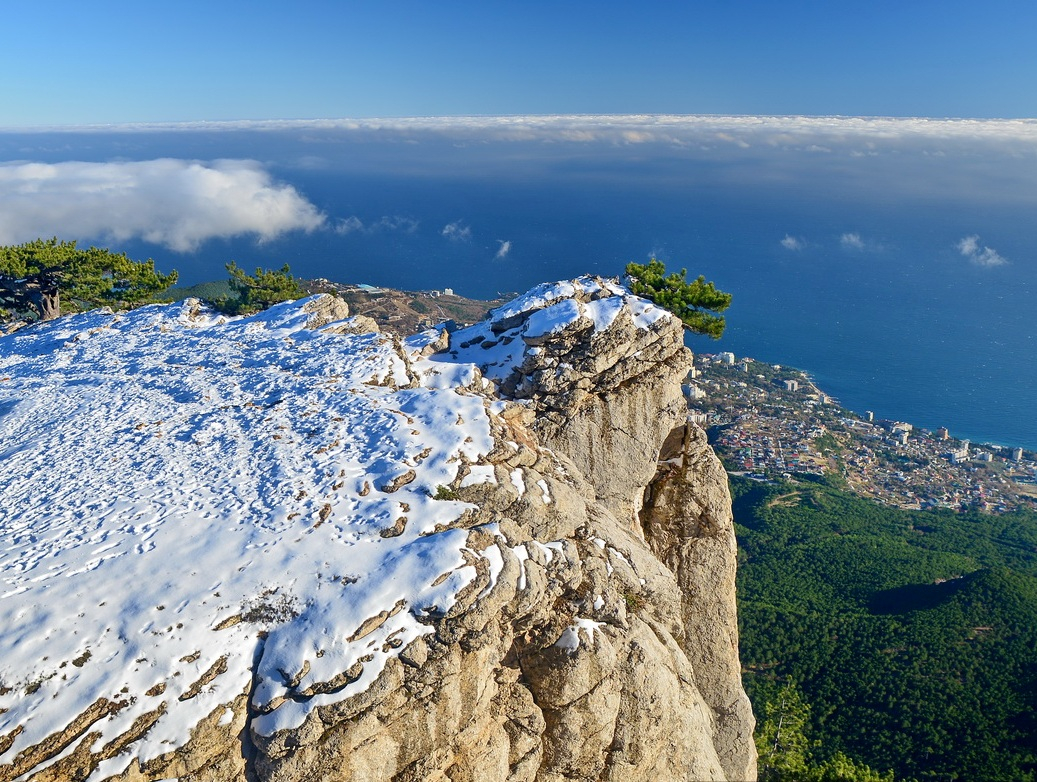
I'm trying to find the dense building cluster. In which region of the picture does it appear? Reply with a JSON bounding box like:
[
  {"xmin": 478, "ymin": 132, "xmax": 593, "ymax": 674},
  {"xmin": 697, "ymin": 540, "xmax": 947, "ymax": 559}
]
[{"xmin": 689, "ymin": 354, "xmax": 1037, "ymax": 513}]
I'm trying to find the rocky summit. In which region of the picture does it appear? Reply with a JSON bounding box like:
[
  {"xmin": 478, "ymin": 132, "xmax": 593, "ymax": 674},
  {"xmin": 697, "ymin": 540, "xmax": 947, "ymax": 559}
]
[{"xmin": 0, "ymin": 277, "xmax": 755, "ymax": 781}]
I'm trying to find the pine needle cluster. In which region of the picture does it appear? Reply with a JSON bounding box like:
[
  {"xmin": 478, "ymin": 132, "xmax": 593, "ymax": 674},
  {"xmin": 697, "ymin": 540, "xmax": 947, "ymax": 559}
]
[{"xmin": 624, "ymin": 258, "xmax": 731, "ymax": 338}]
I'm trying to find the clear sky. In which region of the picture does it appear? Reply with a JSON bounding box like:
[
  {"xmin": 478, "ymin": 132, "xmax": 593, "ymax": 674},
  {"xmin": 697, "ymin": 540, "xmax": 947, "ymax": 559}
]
[{"xmin": 3, "ymin": 0, "xmax": 1036, "ymax": 126}]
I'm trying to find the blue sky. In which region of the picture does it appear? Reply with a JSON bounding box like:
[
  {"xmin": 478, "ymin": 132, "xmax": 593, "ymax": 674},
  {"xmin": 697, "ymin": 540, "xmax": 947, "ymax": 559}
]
[{"xmin": 4, "ymin": 1, "xmax": 1036, "ymax": 125}]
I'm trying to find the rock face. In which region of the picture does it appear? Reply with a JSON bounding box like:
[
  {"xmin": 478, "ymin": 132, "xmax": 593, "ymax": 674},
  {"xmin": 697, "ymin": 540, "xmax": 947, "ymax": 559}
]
[{"xmin": 0, "ymin": 279, "xmax": 755, "ymax": 782}]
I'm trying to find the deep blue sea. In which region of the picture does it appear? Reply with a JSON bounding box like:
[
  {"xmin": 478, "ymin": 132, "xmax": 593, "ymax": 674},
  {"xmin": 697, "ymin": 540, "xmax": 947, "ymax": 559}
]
[{"xmin": 2, "ymin": 118, "xmax": 1035, "ymax": 449}]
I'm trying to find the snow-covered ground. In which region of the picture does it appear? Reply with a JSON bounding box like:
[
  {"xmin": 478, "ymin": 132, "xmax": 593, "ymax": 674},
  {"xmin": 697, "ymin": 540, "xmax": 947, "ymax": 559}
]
[
  {"xmin": 0, "ymin": 297, "xmax": 509, "ymax": 776},
  {"xmin": 0, "ymin": 279, "xmax": 674, "ymax": 779}
]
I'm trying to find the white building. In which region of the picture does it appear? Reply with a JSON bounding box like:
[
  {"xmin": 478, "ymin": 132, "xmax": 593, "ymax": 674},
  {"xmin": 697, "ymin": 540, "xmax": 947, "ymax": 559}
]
[
  {"xmin": 718, "ymin": 352, "xmax": 736, "ymax": 365},
  {"xmin": 950, "ymin": 440, "xmax": 971, "ymax": 464},
  {"xmin": 685, "ymin": 384, "xmax": 706, "ymax": 400}
]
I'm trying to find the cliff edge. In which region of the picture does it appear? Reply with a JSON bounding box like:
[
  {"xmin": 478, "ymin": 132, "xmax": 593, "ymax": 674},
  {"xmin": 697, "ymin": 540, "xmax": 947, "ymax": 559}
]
[{"xmin": 0, "ymin": 277, "xmax": 755, "ymax": 781}]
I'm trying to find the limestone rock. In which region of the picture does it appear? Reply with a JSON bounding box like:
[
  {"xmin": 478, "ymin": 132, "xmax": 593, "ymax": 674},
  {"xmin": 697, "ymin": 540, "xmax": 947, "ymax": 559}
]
[
  {"xmin": 300, "ymin": 293, "xmax": 350, "ymax": 329},
  {"xmin": 641, "ymin": 423, "xmax": 758, "ymax": 781}
]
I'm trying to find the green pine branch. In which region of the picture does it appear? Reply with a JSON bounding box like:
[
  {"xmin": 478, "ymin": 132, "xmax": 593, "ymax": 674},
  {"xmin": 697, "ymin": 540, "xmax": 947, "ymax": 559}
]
[{"xmin": 624, "ymin": 258, "xmax": 731, "ymax": 338}]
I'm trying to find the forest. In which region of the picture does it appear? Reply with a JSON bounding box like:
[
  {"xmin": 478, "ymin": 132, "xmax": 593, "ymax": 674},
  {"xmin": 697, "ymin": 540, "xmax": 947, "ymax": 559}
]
[{"xmin": 734, "ymin": 474, "xmax": 1037, "ymax": 781}]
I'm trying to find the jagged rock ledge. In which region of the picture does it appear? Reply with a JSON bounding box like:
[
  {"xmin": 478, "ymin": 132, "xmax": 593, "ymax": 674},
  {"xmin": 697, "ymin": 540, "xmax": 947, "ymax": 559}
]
[{"xmin": 0, "ymin": 277, "xmax": 755, "ymax": 781}]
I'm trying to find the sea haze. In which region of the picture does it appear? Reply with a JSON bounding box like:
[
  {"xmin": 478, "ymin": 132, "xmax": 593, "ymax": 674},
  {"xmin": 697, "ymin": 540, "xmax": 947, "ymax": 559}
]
[{"xmin": 2, "ymin": 116, "xmax": 1035, "ymax": 450}]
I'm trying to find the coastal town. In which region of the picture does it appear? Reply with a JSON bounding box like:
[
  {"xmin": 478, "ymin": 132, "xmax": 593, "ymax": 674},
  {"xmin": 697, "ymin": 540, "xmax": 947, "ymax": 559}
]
[{"xmin": 688, "ymin": 352, "xmax": 1037, "ymax": 514}]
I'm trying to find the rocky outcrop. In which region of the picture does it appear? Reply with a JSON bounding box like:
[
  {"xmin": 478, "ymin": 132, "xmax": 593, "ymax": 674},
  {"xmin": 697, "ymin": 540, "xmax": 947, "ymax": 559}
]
[
  {"xmin": 483, "ymin": 279, "xmax": 693, "ymax": 528},
  {"xmin": 641, "ymin": 424, "xmax": 757, "ymax": 781},
  {"xmin": 0, "ymin": 279, "xmax": 755, "ymax": 781},
  {"xmin": 443, "ymin": 276, "xmax": 756, "ymax": 781}
]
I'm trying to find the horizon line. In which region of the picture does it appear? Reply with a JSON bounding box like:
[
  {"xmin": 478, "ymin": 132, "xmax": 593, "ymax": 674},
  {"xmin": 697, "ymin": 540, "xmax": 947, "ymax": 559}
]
[{"xmin": 4, "ymin": 112, "xmax": 1037, "ymax": 135}]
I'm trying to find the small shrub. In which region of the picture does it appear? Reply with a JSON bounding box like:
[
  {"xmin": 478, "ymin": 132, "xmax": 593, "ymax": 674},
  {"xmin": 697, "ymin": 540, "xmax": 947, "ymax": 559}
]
[
  {"xmin": 622, "ymin": 589, "xmax": 646, "ymax": 612},
  {"xmin": 432, "ymin": 485, "xmax": 460, "ymax": 501}
]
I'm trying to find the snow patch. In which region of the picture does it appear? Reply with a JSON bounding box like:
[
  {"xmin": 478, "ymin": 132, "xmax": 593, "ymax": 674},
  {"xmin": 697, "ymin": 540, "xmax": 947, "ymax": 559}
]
[
  {"xmin": 510, "ymin": 468, "xmax": 527, "ymax": 497},
  {"xmin": 554, "ymin": 617, "xmax": 606, "ymax": 654},
  {"xmin": 460, "ymin": 464, "xmax": 497, "ymax": 488},
  {"xmin": 537, "ymin": 479, "xmax": 552, "ymax": 504}
]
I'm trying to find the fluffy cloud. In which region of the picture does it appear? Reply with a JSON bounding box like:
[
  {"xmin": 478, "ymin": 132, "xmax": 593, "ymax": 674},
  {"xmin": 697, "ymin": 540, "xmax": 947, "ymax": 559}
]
[
  {"xmin": 781, "ymin": 234, "xmax": 804, "ymax": 251},
  {"xmin": 957, "ymin": 235, "xmax": 1008, "ymax": 267},
  {"xmin": 0, "ymin": 159, "xmax": 325, "ymax": 252},
  {"xmin": 840, "ymin": 232, "xmax": 865, "ymax": 250},
  {"xmin": 441, "ymin": 221, "xmax": 472, "ymax": 241},
  {"xmin": 495, "ymin": 240, "xmax": 512, "ymax": 259},
  {"xmin": 334, "ymin": 215, "xmax": 419, "ymax": 235}
]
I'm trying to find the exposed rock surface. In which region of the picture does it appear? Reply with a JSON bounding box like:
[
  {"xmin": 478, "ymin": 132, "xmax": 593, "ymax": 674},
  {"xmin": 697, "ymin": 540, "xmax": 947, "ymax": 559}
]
[{"xmin": 0, "ymin": 278, "xmax": 755, "ymax": 781}]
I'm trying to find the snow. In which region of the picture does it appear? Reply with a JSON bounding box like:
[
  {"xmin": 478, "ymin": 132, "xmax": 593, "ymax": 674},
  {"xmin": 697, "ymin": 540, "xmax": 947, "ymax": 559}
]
[
  {"xmin": 510, "ymin": 468, "xmax": 526, "ymax": 497},
  {"xmin": 0, "ymin": 297, "xmax": 503, "ymax": 777},
  {"xmin": 553, "ymin": 617, "xmax": 606, "ymax": 654},
  {"xmin": 460, "ymin": 464, "xmax": 497, "ymax": 488},
  {"xmin": 512, "ymin": 544, "xmax": 530, "ymax": 591},
  {"xmin": 522, "ymin": 298, "xmax": 583, "ymax": 340},
  {"xmin": 628, "ymin": 296, "xmax": 672, "ymax": 328},
  {"xmin": 0, "ymin": 278, "xmax": 675, "ymax": 778},
  {"xmin": 487, "ymin": 280, "xmax": 577, "ymax": 323},
  {"xmin": 583, "ymin": 296, "xmax": 625, "ymax": 331},
  {"xmin": 435, "ymin": 276, "xmax": 673, "ymax": 388}
]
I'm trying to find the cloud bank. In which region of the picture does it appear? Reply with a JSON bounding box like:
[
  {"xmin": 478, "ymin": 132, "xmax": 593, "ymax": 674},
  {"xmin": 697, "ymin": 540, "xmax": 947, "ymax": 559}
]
[
  {"xmin": 781, "ymin": 234, "xmax": 804, "ymax": 251},
  {"xmin": 33, "ymin": 115, "xmax": 1037, "ymax": 148},
  {"xmin": 495, "ymin": 240, "xmax": 512, "ymax": 259},
  {"xmin": 957, "ymin": 235, "xmax": 1007, "ymax": 267},
  {"xmin": 0, "ymin": 159, "xmax": 325, "ymax": 252}
]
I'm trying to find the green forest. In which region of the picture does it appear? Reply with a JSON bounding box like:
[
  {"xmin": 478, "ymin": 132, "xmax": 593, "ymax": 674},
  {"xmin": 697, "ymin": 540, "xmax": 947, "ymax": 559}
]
[{"xmin": 734, "ymin": 474, "xmax": 1037, "ymax": 781}]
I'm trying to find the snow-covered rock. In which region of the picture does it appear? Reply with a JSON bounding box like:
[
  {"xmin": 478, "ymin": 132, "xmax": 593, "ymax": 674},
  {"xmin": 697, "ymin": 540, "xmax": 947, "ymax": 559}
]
[{"xmin": 0, "ymin": 282, "xmax": 755, "ymax": 781}]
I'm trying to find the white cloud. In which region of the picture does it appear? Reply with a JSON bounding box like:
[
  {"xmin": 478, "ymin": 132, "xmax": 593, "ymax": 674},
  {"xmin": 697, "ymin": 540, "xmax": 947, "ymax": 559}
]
[
  {"xmin": 781, "ymin": 234, "xmax": 804, "ymax": 251},
  {"xmin": 374, "ymin": 215, "xmax": 419, "ymax": 233},
  {"xmin": 441, "ymin": 221, "xmax": 472, "ymax": 241},
  {"xmin": 495, "ymin": 240, "xmax": 511, "ymax": 260},
  {"xmin": 841, "ymin": 232, "xmax": 865, "ymax": 250},
  {"xmin": 957, "ymin": 235, "xmax": 980, "ymax": 256},
  {"xmin": 334, "ymin": 215, "xmax": 419, "ymax": 236},
  {"xmin": 333, "ymin": 216, "xmax": 364, "ymax": 235},
  {"xmin": 957, "ymin": 234, "xmax": 1007, "ymax": 267},
  {"xmin": 0, "ymin": 159, "xmax": 325, "ymax": 252}
]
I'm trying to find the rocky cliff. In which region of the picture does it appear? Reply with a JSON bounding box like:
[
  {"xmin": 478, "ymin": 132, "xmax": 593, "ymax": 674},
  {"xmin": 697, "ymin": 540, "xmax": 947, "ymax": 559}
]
[{"xmin": 0, "ymin": 277, "xmax": 755, "ymax": 781}]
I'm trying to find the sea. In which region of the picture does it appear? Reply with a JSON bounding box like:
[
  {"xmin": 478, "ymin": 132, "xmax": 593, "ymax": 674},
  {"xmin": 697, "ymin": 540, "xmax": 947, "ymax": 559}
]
[{"xmin": 2, "ymin": 116, "xmax": 1035, "ymax": 450}]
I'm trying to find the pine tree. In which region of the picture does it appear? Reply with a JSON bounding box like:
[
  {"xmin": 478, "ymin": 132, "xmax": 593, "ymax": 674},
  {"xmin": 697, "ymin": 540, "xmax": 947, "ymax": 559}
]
[
  {"xmin": 624, "ymin": 258, "xmax": 731, "ymax": 338},
  {"xmin": 223, "ymin": 261, "xmax": 303, "ymax": 313},
  {"xmin": 0, "ymin": 238, "xmax": 177, "ymax": 321},
  {"xmin": 756, "ymin": 678, "xmax": 895, "ymax": 782}
]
